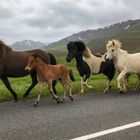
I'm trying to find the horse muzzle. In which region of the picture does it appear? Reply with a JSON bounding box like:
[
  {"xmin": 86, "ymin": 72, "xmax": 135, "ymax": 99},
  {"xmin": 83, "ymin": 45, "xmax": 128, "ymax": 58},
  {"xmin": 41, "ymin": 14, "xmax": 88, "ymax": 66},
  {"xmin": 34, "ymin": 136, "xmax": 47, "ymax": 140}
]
[
  {"xmin": 25, "ymin": 66, "xmax": 31, "ymax": 71},
  {"xmin": 66, "ymin": 57, "xmax": 71, "ymax": 63}
]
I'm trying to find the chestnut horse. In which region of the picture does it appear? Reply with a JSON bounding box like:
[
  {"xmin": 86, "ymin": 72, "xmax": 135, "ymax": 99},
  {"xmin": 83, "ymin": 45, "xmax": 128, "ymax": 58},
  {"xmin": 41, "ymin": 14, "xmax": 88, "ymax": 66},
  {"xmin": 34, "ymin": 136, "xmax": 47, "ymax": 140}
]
[
  {"xmin": 0, "ymin": 40, "xmax": 57, "ymax": 101},
  {"xmin": 25, "ymin": 54, "xmax": 75, "ymax": 106}
]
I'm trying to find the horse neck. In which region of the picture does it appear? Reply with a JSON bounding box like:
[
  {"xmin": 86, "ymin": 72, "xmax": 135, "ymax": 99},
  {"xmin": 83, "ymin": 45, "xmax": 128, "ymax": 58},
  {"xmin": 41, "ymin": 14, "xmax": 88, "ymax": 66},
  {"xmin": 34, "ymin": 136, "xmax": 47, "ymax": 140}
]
[
  {"xmin": 82, "ymin": 47, "xmax": 92, "ymax": 58},
  {"xmin": 114, "ymin": 48, "xmax": 127, "ymax": 63},
  {"xmin": 75, "ymin": 53, "xmax": 84, "ymax": 64},
  {"xmin": 35, "ymin": 58, "xmax": 47, "ymax": 75}
]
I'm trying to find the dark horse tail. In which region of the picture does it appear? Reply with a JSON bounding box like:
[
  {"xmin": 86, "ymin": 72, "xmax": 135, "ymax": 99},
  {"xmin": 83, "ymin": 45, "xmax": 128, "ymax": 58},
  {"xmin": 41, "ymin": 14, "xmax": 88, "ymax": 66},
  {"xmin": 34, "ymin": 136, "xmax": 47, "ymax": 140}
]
[
  {"xmin": 48, "ymin": 53, "xmax": 57, "ymax": 65},
  {"xmin": 69, "ymin": 69, "xmax": 75, "ymax": 82}
]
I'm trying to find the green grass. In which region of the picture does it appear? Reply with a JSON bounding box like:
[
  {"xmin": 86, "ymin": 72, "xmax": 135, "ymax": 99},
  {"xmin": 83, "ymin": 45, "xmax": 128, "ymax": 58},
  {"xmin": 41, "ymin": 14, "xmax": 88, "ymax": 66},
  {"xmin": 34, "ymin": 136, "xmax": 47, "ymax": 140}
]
[{"xmin": 0, "ymin": 54, "xmax": 139, "ymax": 102}]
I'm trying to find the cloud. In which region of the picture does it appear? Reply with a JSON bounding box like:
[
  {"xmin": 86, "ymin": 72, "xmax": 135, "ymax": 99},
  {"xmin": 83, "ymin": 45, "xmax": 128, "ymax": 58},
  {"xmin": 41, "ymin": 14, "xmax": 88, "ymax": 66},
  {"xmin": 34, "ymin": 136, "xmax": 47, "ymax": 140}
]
[{"xmin": 0, "ymin": 0, "xmax": 140, "ymax": 44}]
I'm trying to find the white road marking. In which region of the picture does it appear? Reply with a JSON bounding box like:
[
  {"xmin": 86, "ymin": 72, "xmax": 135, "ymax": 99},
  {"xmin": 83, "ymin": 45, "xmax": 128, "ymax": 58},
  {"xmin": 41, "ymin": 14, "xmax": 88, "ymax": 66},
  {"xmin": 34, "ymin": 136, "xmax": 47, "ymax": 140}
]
[{"xmin": 70, "ymin": 121, "xmax": 140, "ymax": 140}]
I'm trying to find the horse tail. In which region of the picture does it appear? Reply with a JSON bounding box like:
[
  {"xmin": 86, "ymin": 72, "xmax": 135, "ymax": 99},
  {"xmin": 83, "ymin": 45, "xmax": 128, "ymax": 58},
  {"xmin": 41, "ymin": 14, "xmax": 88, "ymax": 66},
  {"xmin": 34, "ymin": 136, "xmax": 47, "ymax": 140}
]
[
  {"xmin": 69, "ymin": 69, "xmax": 75, "ymax": 82},
  {"xmin": 48, "ymin": 53, "xmax": 57, "ymax": 65}
]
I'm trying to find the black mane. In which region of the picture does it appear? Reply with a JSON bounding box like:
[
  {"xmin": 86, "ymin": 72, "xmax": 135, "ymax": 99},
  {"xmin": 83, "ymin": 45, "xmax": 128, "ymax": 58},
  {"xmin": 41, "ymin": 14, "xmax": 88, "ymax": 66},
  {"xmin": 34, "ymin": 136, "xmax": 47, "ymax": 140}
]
[{"xmin": 74, "ymin": 41, "xmax": 86, "ymax": 52}]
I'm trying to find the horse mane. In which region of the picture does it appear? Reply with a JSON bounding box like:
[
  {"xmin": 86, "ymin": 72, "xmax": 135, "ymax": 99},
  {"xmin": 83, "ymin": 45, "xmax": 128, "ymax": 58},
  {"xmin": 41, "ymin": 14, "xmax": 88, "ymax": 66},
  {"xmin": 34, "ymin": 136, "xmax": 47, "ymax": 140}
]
[
  {"xmin": 74, "ymin": 41, "xmax": 92, "ymax": 58},
  {"xmin": 33, "ymin": 49, "xmax": 51, "ymax": 64},
  {"xmin": 106, "ymin": 39, "xmax": 122, "ymax": 48}
]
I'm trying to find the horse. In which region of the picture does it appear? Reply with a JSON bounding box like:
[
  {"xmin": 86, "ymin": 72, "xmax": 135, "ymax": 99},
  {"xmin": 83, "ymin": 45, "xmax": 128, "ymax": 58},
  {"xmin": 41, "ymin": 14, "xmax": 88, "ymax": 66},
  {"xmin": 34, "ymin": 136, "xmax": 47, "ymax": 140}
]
[
  {"xmin": 66, "ymin": 41, "xmax": 115, "ymax": 94},
  {"xmin": 0, "ymin": 40, "xmax": 57, "ymax": 101},
  {"xmin": 25, "ymin": 53, "xmax": 75, "ymax": 106},
  {"xmin": 106, "ymin": 39, "xmax": 140, "ymax": 92}
]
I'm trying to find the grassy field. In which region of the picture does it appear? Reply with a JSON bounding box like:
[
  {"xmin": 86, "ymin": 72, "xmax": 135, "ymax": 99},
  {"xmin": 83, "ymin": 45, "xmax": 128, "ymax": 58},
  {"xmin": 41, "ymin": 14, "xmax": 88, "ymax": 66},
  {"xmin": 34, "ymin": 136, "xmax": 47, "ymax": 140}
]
[{"xmin": 0, "ymin": 52, "xmax": 139, "ymax": 101}]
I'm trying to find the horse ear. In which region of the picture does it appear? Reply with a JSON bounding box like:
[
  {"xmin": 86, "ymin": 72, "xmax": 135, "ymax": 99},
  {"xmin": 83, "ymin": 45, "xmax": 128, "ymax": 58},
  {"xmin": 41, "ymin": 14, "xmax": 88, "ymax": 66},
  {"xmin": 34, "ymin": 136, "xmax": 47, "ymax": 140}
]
[{"xmin": 112, "ymin": 41, "xmax": 115, "ymax": 46}]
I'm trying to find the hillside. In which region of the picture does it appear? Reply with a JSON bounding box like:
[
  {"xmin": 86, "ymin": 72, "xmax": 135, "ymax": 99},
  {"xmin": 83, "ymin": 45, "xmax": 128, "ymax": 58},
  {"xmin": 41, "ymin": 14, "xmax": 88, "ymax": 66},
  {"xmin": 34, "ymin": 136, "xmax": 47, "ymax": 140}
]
[{"xmin": 45, "ymin": 19, "xmax": 140, "ymax": 53}]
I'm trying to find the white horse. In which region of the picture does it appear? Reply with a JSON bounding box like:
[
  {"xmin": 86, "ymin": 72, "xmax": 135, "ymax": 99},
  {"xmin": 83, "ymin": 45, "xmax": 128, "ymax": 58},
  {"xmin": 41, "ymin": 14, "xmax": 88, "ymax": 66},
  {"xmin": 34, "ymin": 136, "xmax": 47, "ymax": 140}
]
[{"xmin": 106, "ymin": 39, "xmax": 140, "ymax": 92}]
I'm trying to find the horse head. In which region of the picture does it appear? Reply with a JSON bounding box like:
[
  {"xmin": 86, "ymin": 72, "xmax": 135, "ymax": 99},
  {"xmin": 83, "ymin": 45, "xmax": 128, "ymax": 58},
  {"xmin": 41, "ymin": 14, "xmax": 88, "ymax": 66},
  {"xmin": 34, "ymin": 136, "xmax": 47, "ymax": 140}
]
[
  {"xmin": 66, "ymin": 41, "xmax": 86, "ymax": 62},
  {"xmin": 106, "ymin": 39, "xmax": 122, "ymax": 60},
  {"xmin": 66, "ymin": 41, "xmax": 77, "ymax": 62},
  {"xmin": 25, "ymin": 53, "xmax": 38, "ymax": 71}
]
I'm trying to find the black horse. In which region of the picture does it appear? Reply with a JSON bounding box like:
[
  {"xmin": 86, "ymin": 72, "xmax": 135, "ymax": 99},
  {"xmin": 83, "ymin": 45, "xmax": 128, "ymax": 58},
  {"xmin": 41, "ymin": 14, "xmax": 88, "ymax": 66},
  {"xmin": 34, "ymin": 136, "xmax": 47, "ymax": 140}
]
[
  {"xmin": 0, "ymin": 40, "xmax": 57, "ymax": 101},
  {"xmin": 66, "ymin": 41, "xmax": 91, "ymax": 94},
  {"xmin": 66, "ymin": 41, "xmax": 115, "ymax": 93}
]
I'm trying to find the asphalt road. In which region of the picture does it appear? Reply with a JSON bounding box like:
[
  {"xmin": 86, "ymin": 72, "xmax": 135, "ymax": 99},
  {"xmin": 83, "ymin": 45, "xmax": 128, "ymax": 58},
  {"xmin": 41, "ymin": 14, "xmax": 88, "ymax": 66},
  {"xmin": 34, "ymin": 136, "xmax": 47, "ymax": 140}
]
[{"xmin": 0, "ymin": 90, "xmax": 140, "ymax": 140}]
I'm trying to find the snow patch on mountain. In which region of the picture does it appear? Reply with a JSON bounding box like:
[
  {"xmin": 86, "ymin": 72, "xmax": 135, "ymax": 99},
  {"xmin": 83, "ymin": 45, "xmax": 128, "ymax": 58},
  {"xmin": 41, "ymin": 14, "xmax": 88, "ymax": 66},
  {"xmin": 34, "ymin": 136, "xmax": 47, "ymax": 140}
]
[{"xmin": 12, "ymin": 40, "xmax": 45, "ymax": 51}]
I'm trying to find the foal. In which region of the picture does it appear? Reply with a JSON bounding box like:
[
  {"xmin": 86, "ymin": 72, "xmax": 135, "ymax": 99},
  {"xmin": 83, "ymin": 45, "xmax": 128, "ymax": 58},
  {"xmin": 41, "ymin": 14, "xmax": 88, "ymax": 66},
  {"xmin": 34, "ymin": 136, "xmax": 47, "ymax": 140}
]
[{"xmin": 25, "ymin": 54, "xmax": 75, "ymax": 106}]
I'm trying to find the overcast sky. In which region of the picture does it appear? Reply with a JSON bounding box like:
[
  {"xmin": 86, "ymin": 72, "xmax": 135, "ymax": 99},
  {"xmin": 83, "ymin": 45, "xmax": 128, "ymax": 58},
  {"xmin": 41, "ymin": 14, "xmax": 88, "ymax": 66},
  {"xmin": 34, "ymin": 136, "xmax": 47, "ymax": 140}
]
[{"xmin": 0, "ymin": 0, "xmax": 140, "ymax": 44}]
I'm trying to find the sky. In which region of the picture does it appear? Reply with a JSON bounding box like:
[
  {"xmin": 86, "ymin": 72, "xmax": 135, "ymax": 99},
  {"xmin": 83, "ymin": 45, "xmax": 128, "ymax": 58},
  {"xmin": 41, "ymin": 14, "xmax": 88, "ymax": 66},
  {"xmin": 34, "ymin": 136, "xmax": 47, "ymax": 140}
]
[{"xmin": 0, "ymin": 0, "xmax": 140, "ymax": 44}]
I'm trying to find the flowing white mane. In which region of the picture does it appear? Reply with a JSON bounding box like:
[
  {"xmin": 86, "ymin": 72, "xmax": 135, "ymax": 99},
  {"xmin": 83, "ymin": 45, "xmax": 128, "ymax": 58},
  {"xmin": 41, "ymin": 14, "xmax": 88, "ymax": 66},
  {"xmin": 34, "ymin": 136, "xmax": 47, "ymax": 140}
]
[{"xmin": 106, "ymin": 39, "xmax": 122, "ymax": 48}]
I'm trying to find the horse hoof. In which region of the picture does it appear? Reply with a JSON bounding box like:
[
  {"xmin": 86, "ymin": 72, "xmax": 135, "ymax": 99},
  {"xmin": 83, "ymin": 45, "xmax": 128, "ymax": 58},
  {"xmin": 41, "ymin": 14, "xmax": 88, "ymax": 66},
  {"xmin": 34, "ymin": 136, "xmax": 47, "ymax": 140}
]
[
  {"xmin": 69, "ymin": 96, "xmax": 74, "ymax": 101},
  {"xmin": 11, "ymin": 99, "xmax": 18, "ymax": 103},
  {"xmin": 60, "ymin": 100, "xmax": 63, "ymax": 103},
  {"xmin": 13, "ymin": 98, "xmax": 18, "ymax": 102},
  {"xmin": 123, "ymin": 89, "xmax": 127, "ymax": 92},
  {"xmin": 79, "ymin": 92, "xmax": 84, "ymax": 96},
  {"xmin": 23, "ymin": 94, "xmax": 28, "ymax": 98},
  {"xmin": 119, "ymin": 90, "xmax": 124, "ymax": 94},
  {"xmin": 56, "ymin": 99, "xmax": 60, "ymax": 104},
  {"xmin": 33, "ymin": 103, "xmax": 38, "ymax": 107},
  {"xmin": 103, "ymin": 90, "xmax": 108, "ymax": 94},
  {"xmin": 59, "ymin": 98, "xmax": 64, "ymax": 103}
]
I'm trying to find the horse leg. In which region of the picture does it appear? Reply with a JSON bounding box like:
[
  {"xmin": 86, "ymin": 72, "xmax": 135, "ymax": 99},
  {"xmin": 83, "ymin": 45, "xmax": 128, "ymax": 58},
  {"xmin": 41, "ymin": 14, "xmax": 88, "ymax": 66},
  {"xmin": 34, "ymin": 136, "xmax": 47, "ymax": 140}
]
[
  {"xmin": 122, "ymin": 77, "xmax": 127, "ymax": 92},
  {"xmin": 138, "ymin": 74, "xmax": 140, "ymax": 90},
  {"xmin": 34, "ymin": 83, "xmax": 42, "ymax": 107},
  {"xmin": 85, "ymin": 79, "xmax": 93, "ymax": 89},
  {"xmin": 103, "ymin": 80, "xmax": 112, "ymax": 94},
  {"xmin": 1, "ymin": 77, "xmax": 18, "ymax": 101},
  {"xmin": 117, "ymin": 71, "xmax": 127, "ymax": 93},
  {"xmin": 58, "ymin": 80, "xmax": 66, "ymax": 103},
  {"xmin": 80, "ymin": 77, "xmax": 84, "ymax": 95},
  {"xmin": 48, "ymin": 80, "xmax": 60, "ymax": 104},
  {"xmin": 68, "ymin": 86, "xmax": 73, "ymax": 101},
  {"xmin": 23, "ymin": 73, "xmax": 38, "ymax": 98},
  {"xmin": 135, "ymin": 74, "xmax": 140, "ymax": 90},
  {"xmin": 52, "ymin": 80, "xmax": 57, "ymax": 95},
  {"xmin": 124, "ymin": 74, "xmax": 129, "ymax": 90}
]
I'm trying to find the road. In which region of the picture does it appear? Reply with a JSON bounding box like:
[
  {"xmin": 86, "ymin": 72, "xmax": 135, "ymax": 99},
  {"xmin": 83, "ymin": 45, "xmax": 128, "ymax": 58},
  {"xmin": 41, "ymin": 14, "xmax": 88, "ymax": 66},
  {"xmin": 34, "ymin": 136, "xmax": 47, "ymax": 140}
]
[{"xmin": 0, "ymin": 90, "xmax": 140, "ymax": 140}]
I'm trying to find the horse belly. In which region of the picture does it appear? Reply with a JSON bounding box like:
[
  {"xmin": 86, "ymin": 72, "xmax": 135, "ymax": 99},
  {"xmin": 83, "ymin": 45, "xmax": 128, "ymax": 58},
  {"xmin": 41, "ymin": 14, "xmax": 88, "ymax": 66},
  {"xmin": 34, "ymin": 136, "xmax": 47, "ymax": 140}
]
[
  {"xmin": 83, "ymin": 57, "xmax": 100, "ymax": 74},
  {"xmin": 3, "ymin": 70, "xmax": 29, "ymax": 77}
]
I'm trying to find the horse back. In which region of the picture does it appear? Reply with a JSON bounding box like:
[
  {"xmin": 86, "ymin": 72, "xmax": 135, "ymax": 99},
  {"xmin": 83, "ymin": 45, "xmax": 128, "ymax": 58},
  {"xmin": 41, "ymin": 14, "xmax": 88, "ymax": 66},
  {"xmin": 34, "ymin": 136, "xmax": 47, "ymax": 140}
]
[{"xmin": 1, "ymin": 49, "xmax": 55, "ymax": 77}]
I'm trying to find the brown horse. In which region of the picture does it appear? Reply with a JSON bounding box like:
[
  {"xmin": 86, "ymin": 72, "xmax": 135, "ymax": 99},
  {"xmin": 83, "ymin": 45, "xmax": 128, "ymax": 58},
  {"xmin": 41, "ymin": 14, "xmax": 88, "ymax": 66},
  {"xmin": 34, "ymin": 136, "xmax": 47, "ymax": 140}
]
[
  {"xmin": 0, "ymin": 40, "xmax": 57, "ymax": 101},
  {"xmin": 25, "ymin": 53, "xmax": 75, "ymax": 107}
]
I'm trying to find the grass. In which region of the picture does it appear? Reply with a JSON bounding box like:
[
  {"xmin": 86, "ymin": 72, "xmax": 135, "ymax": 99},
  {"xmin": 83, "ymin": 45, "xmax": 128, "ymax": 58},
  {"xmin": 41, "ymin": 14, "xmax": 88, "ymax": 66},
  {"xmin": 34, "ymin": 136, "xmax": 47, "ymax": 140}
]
[{"xmin": 0, "ymin": 53, "xmax": 139, "ymax": 102}]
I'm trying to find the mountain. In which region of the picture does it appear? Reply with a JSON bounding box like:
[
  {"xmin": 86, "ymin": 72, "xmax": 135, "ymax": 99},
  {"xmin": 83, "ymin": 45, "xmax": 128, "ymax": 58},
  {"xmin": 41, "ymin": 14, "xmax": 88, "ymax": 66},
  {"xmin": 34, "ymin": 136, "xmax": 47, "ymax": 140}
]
[
  {"xmin": 12, "ymin": 40, "xmax": 45, "ymax": 51},
  {"xmin": 45, "ymin": 19, "xmax": 140, "ymax": 53}
]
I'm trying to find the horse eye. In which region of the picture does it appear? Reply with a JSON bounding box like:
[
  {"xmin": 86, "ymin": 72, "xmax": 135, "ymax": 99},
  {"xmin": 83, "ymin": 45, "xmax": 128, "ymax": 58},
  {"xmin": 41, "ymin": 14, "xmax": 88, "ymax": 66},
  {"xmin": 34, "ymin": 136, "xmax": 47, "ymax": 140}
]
[{"xmin": 112, "ymin": 49, "xmax": 114, "ymax": 52}]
